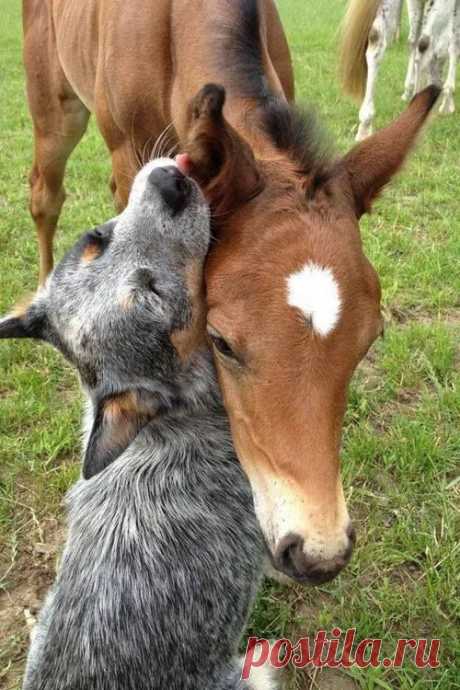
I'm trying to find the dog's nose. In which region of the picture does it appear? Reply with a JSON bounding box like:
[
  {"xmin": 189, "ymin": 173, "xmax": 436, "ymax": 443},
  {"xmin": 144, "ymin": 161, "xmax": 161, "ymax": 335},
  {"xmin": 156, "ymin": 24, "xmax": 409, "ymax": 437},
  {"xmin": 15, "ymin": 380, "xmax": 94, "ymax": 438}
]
[
  {"xmin": 274, "ymin": 530, "xmax": 355, "ymax": 585},
  {"xmin": 148, "ymin": 166, "xmax": 191, "ymax": 214}
]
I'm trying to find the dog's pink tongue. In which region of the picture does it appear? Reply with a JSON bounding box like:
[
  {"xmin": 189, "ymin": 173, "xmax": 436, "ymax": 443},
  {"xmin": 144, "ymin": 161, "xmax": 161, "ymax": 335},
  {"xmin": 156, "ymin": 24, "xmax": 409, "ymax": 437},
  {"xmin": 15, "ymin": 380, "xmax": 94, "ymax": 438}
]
[{"xmin": 175, "ymin": 153, "xmax": 192, "ymax": 175}]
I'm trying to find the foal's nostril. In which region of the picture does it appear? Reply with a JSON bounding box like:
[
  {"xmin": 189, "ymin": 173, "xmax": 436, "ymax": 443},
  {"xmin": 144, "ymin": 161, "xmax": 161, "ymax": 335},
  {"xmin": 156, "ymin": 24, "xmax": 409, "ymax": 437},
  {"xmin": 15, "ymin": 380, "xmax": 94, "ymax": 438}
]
[
  {"xmin": 274, "ymin": 533, "xmax": 309, "ymax": 580},
  {"xmin": 148, "ymin": 166, "xmax": 191, "ymax": 214},
  {"xmin": 274, "ymin": 530, "xmax": 355, "ymax": 584}
]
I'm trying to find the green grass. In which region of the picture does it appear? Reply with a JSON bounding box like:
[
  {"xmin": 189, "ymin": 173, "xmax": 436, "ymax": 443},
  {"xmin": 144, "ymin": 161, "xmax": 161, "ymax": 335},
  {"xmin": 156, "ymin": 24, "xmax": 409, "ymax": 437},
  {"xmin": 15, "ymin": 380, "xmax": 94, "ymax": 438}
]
[{"xmin": 0, "ymin": 1, "xmax": 459, "ymax": 688}]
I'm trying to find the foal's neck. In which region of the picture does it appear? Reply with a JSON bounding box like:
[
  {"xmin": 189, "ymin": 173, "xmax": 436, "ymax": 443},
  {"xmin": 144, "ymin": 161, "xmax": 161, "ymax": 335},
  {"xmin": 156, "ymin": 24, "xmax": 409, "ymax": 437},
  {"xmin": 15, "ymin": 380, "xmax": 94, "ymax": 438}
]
[{"xmin": 225, "ymin": 96, "xmax": 285, "ymax": 160}]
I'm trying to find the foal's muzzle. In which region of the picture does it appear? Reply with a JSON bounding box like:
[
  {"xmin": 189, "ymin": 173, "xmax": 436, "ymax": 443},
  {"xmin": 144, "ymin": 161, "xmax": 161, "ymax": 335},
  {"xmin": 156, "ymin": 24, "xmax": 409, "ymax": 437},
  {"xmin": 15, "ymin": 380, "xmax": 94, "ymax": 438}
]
[{"xmin": 149, "ymin": 166, "xmax": 191, "ymax": 214}]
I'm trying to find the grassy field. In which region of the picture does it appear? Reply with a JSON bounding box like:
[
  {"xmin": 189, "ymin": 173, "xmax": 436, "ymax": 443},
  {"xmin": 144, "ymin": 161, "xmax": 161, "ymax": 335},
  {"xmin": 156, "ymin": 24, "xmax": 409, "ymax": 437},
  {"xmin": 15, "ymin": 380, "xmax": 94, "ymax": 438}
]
[{"xmin": 0, "ymin": 1, "xmax": 459, "ymax": 688}]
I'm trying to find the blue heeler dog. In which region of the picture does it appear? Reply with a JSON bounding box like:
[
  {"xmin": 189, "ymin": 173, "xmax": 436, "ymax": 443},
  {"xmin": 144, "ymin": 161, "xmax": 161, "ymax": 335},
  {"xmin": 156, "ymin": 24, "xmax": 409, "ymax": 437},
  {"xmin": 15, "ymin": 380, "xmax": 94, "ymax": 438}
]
[{"xmin": 0, "ymin": 159, "xmax": 276, "ymax": 690}]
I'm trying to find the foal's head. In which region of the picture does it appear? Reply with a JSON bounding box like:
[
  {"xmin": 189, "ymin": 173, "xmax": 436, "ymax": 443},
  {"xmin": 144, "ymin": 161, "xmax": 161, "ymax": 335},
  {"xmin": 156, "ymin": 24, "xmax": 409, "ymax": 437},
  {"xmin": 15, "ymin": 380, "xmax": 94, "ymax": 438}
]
[
  {"xmin": 0, "ymin": 160, "xmax": 210, "ymax": 479},
  {"xmin": 179, "ymin": 84, "xmax": 439, "ymax": 583}
]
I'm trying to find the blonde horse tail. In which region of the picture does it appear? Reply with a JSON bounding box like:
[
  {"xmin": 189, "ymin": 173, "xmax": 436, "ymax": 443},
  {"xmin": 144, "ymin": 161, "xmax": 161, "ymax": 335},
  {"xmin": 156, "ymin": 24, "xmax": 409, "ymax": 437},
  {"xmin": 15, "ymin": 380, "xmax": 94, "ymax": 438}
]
[{"xmin": 339, "ymin": 0, "xmax": 381, "ymax": 101}]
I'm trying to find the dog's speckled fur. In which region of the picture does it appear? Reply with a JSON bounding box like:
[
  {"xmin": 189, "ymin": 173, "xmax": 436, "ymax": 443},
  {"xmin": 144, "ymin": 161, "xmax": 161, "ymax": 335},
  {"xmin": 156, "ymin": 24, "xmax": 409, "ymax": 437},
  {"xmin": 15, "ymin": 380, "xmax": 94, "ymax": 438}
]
[{"xmin": 0, "ymin": 159, "xmax": 271, "ymax": 690}]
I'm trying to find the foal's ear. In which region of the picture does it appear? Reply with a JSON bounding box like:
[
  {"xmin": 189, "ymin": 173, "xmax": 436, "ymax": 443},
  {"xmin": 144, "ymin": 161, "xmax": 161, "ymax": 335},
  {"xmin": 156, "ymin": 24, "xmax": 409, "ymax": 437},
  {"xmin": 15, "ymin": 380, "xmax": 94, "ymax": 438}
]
[
  {"xmin": 342, "ymin": 86, "xmax": 440, "ymax": 216},
  {"xmin": 0, "ymin": 297, "xmax": 47, "ymax": 340},
  {"xmin": 182, "ymin": 83, "xmax": 263, "ymax": 214},
  {"xmin": 83, "ymin": 389, "xmax": 159, "ymax": 479}
]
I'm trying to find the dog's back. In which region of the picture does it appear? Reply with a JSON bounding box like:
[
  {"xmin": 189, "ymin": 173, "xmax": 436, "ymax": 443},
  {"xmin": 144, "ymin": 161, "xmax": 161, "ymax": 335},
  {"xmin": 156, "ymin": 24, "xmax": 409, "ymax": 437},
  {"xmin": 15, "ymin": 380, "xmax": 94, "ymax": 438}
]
[{"xmin": 24, "ymin": 399, "xmax": 264, "ymax": 689}]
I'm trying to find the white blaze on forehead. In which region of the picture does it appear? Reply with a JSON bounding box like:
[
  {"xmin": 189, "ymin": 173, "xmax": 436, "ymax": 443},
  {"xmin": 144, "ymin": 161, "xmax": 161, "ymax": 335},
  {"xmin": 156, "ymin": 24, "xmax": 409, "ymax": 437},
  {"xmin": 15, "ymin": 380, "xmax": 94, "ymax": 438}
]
[{"xmin": 286, "ymin": 262, "xmax": 341, "ymax": 336}]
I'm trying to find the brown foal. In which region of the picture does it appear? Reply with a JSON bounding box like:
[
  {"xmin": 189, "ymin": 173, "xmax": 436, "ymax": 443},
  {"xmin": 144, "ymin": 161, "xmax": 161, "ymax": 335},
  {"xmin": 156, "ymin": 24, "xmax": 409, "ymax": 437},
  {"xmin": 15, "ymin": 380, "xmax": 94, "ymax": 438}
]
[{"xmin": 22, "ymin": 0, "xmax": 438, "ymax": 583}]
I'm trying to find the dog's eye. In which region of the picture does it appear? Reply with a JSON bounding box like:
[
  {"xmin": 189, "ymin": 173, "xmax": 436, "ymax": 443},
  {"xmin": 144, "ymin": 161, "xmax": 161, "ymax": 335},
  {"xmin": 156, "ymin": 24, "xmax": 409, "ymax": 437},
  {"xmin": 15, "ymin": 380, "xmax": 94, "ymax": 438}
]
[
  {"xmin": 148, "ymin": 278, "xmax": 160, "ymax": 295},
  {"xmin": 85, "ymin": 225, "xmax": 112, "ymax": 253},
  {"xmin": 88, "ymin": 225, "xmax": 111, "ymax": 242},
  {"xmin": 142, "ymin": 272, "xmax": 163, "ymax": 300}
]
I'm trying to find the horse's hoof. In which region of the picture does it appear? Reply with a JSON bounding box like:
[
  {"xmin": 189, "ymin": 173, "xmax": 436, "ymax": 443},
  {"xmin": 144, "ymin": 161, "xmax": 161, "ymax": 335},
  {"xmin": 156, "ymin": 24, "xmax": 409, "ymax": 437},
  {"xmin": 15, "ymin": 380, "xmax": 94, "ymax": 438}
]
[
  {"xmin": 439, "ymin": 95, "xmax": 455, "ymax": 116},
  {"xmin": 356, "ymin": 125, "xmax": 372, "ymax": 141}
]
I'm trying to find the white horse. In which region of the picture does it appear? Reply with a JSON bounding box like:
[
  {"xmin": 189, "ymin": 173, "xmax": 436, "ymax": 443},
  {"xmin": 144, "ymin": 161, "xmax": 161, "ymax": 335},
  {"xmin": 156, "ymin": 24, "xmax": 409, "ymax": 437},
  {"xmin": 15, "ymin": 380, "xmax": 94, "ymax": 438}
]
[{"xmin": 340, "ymin": 0, "xmax": 459, "ymax": 140}]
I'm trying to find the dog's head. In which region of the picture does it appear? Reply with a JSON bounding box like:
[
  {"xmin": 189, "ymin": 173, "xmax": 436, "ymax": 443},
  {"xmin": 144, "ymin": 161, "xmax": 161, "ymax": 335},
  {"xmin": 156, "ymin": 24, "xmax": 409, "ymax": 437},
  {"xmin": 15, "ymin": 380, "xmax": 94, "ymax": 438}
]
[{"xmin": 0, "ymin": 159, "xmax": 210, "ymax": 478}]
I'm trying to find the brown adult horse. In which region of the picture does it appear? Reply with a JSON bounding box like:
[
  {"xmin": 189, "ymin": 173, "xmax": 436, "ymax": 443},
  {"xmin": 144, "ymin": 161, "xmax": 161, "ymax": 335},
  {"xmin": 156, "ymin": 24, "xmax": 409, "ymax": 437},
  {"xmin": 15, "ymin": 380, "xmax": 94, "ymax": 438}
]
[{"xmin": 22, "ymin": 0, "xmax": 438, "ymax": 583}]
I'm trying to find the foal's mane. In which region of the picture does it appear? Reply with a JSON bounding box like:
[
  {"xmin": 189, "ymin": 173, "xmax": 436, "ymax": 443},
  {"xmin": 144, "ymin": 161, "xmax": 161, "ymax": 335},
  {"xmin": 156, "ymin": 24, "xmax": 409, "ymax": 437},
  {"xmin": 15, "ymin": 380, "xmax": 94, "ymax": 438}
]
[{"xmin": 213, "ymin": 0, "xmax": 333, "ymax": 178}]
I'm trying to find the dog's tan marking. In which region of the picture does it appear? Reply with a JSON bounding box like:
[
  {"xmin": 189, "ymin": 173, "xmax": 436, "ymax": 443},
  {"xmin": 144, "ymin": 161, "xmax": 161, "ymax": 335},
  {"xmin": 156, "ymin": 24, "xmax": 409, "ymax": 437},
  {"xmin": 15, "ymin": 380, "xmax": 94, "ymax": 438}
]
[
  {"xmin": 12, "ymin": 293, "xmax": 35, "ymax": 317},
  {"xmin": 104, "ymin": 392, "xmax": 139, "ymax": 422},
  {"xmin": 171, "ymin": 260, "xmax": 207, "ymax": 362},
  {"xmin": 81, "ymin": 243, "xmax": 101, "ymax": 264},
  {"xmin": 103, "ymin": 391, "xmax": 158, "ymax": 450}
]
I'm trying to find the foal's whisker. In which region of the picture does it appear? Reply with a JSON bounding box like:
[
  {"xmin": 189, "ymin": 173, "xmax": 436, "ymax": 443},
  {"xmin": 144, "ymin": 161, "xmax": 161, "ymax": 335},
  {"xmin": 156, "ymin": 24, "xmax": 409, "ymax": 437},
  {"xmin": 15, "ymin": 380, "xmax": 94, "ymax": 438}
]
[
  {"xmin": 152, "ymin": 122, "xmax": 174, "ymax": 160},
  {"xmin": 140, "ymin": 136, "xmax": 155, "ymax": 167},
  {"xmin": 156, "ymin": 129, "xmax": 175, "ymax": 160},
  {"xmin": 127, "ymin": 114, "xmax": 144, "ymax": 172},
  {"xmin": 165, "ymin": 142, "xmax": 179, "ymax": 159}
]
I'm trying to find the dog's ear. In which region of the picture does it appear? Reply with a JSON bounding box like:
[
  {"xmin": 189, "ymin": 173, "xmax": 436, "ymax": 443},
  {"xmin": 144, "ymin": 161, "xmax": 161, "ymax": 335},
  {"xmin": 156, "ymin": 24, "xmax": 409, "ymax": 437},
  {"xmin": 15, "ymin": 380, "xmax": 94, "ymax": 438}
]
[
  {"xmin": 0, "ymin": 297, "xmax": 47, "ymax": 340},
  {"xmin": 83, "ymin": 389, "xmax": 159, "ymax": 479}
]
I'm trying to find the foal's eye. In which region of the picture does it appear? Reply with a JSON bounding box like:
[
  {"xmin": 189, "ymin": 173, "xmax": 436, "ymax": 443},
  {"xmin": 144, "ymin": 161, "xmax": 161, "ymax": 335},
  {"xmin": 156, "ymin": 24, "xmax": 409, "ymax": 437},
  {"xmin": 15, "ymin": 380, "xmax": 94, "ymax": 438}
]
[
  {"xmin": 211, "ymin": 335, "xmax": 234, "ymax": 357},
  {"xmin": 207, "ymin": 327, "xmax": 239, "ymax": 363}
]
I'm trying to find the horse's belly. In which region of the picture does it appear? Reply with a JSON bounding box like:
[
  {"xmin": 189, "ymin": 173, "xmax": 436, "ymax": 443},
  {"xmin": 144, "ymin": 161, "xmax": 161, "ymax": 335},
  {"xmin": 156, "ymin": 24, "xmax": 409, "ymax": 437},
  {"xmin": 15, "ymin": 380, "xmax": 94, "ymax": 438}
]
[
  {"xmin": 96, "ymin": 0, "xmax": 173, "ymax": 137},
  {"xmin": 52, "ymin": 0, "xmax": 99, "ymax": 111},
  {"xmin": 54, "ymin": 0, "xmax": 172, "ymax": 139}
]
